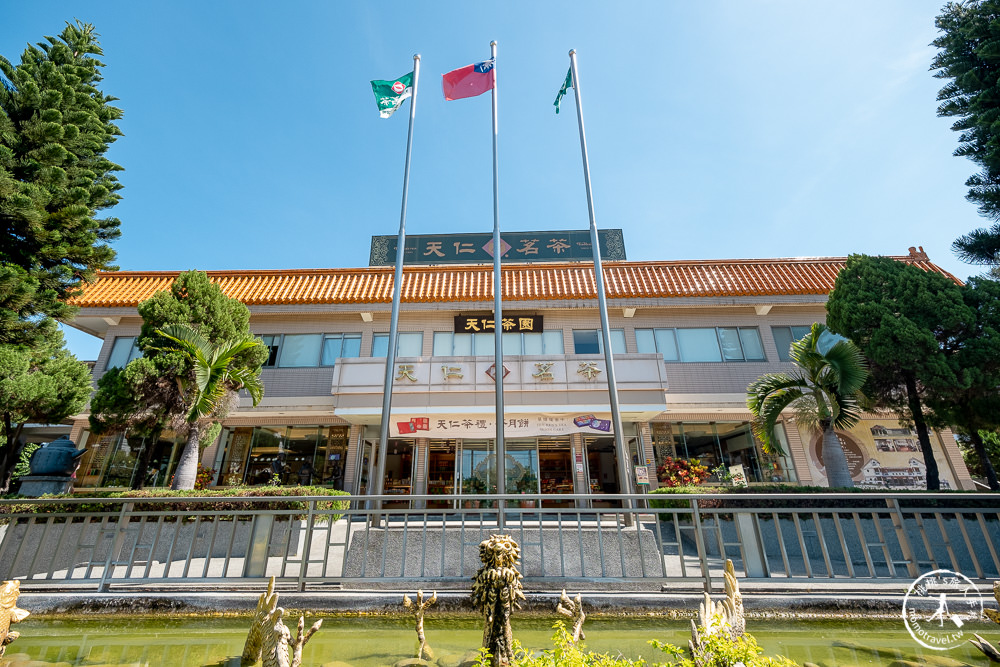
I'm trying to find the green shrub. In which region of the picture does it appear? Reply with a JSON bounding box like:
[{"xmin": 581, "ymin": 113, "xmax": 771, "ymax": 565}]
[
  {"xmin": 10, "ymin": 443, "xmax": 40, "ymax": 482},
  {"xmin": 0, "ymin": 485, "xmax": 350, "ymax": 521},
  {"xmin": 650, "ymin": 624, "xmax": 797, "ymax": 667},
  {"xmin": 479, "ymin": 622, "xmax": 797, "ymax": 667},
  {"xmin": 646, "ymin": 483, "xmax": 992, "ymax": 514}
]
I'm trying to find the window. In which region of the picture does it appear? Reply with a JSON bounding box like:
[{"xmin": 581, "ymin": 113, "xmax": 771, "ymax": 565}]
[
  {"xmin": 106, "ymin": 336, "xmax": 142, "ymax": 370},
  {"xmin": 516, "ymin": 331, "xmax": 563, "ymax": 355},
  {"xmin": 650, "ymin": 421, "xmax": 797, "ymax": 485},
  {"xmin": 320, "ymin": 333, "xmax": 361, "ymax": 366},
  {"xmin": 433, "ymin": 332, "xmax": 489, "ymax": 356},
  {"xmin": 372, "ymin": 332, "xmax": 423, "ymax": 357},
  {"xmin": 260, "ymin": 333, "xmax": 362, "ymax": 368},
  {"xmin": 677, "ymin": 328, "xmax": 722, "ymax": 362},
  {"xmin": 261, "ymin": 335, "xmax": 280, "ymax": 367},
  {"xmin": 572, "ymin": 329, "xmax": 626, "ymax": 354},
  {"xmin": 277, "ymin": 334, "xmax": 322, "ymax": 367},
  {"xmin": 635, "ymin": 328, "xmax": 679, "ymax": 360},
  {"xmin": 434, "ymin": 331, "xmax": 564, "ymax": 356},
  {"xmin": 636, "ymin": 327, "xmax": 765, "ymax": 362},
  {"xmin": 771, "ymin": 326, "xmax": 812, "ymax": 362}
]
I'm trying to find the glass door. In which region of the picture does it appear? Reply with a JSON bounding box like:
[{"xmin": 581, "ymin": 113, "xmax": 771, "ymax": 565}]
[
  {"xmin": 382, "ymin": 439, "xmax": 414, "ymax": 508},
  {"xmin": 427, "ymin": 440, "xmax": 457, "ymax": 509},
  {"xmin": 505, "ymin": 440, "xmax": 539, "ymax": 508},
  {"xmin": 315, "ymin": 426, "xmax": 349, "ymax": 490},
  {"xmin": 358, "ymin": 437, "xmax": 375, "ymax": 496},
  {"xmin": 459, "ymin": 439, "xmax": 495, "ymax": 508},
  {"xmin": 585, "ymin": 436, "xmax": 622, "ymax": 508},
  {"xmin": 538, "ymin": 436, "xmax": 573, "ymax": 508}
]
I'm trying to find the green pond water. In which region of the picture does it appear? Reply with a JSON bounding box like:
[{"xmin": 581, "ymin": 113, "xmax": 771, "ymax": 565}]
[{"xmin": 4, "ymin": 615, "xmax": 994, "ymax": 666}]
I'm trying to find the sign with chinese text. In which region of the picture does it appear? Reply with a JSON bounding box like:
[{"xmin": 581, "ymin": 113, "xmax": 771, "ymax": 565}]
[
  {"xmin": 389, "ymin": 413, "xmax": 614, "ymax": 438},
  {"xmin": 635, "ymin": 466, "xmax": 650, "ymax": 485},
  {"xmin": 369, "ymin": 229, "xmax": 626, "ymax": 266},
  {"xmin": 454, "ymin": 315, "xmax": 542, "ymax": 333}
]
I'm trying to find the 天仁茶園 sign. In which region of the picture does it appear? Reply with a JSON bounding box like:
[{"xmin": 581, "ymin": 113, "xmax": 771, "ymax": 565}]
[{"xmin": 454, "ymin": 315, "xmax": 542, "ymax": 333}]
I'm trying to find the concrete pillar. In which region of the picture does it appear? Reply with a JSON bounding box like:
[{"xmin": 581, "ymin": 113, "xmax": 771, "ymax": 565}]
[{"xmin": 344, "ymin": 424, "xmax": 364, "ymax": 494}]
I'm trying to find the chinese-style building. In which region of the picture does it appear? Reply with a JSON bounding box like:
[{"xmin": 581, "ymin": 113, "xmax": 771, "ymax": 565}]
[{"xmin": 62, "ymin": 238, "xmax": 975, "ymax": 496}]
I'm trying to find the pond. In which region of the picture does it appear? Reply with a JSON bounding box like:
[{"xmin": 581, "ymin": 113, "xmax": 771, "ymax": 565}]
[{"xmin": 5, "ymin": 615, "xmax": 993, "ymax": 666}]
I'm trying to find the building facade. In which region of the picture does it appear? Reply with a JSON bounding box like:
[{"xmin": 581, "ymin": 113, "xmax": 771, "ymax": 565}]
[{"xmin": 63, "ymin": 245, "xmax": 976, "ymax": 496}]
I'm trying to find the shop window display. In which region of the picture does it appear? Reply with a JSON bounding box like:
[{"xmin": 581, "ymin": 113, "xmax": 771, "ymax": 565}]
[
  {"xmin": 77, "ymin": 432, "xmax": 181, "ymax": 488},
  {"xmin": 227, "ymin": 425, "xmax": 351, "ymax": 488},
  {"xmin": 650, "ymin": 421, "xmax": 796, "ymax": 485}
]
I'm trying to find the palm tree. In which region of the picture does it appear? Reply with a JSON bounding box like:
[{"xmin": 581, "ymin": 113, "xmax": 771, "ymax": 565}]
[
  {"xmin": 155, "ymin": 324, "xmax": 265, "ymax": 490},
  {"xmin": 747, "ymin": 323, "xmax": 868, "ymax": 489}
]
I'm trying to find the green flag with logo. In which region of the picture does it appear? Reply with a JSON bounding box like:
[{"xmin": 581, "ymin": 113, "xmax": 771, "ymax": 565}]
[
  {"xmin": 554, "ymin": 67, "xmax": 573, "ymax": 114},
  {"xmin": 371, "ymin": 71, "xmax": 414, "ymax": 118}
]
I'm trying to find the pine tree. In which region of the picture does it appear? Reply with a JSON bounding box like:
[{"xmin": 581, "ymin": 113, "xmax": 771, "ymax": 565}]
[
  {"xmin": 0, "ymin": 319, "xmax": 92, "ymax": 491},
  {"xmin": 924, "ymin": 276, "xmax": 1000, "ymax": 490},
  {"xmin": 0, "ymin": 21, "xmax": 123, "ymax": 345},
  {"xmin": 826, "ymin": 255, "xmax": 973, "ymax": 490}
]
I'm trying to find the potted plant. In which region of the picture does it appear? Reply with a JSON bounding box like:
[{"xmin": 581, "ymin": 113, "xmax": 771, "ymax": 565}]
[
  {"xmin": 515, "ymin": 471, "xmax": 538, "ymax": 508},
  {"xmin": 656, "ymin": 456, "xmax": 710, "ymax": 488}
]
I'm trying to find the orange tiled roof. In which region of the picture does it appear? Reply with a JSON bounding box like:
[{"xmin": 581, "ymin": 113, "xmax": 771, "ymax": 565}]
[{"xmin": 68, "ymin": 255, "xmax": 958, "ymax": 308}]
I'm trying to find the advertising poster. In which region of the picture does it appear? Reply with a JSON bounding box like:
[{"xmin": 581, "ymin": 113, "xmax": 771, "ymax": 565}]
[
  {"xmin": 804, "ymin": 420, "xmax": 957, "ymax": 489},
  {"xmin": 635, "ymin": 466, "xmax": 650, "ymax": 485}
]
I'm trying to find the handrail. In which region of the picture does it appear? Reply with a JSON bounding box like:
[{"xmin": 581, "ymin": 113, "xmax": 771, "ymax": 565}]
[
  {"xmin": 0, "ymin": 490, "xmax": 996, "ymax": 592},
  {"xmin": 0, "ymin": 491, "xmax": 995, "ymax": 506}
]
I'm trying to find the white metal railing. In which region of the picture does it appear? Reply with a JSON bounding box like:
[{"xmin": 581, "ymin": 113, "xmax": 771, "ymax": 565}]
[{"xmin": 0, "ymin": 493, "xmax": 996, "ymax": 592}]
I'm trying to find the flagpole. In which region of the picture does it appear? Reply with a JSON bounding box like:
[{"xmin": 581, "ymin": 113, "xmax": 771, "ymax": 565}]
[
  {"xmin": 373, "ymin": 54, "xmax": 420, "ymax": 512},
  {"xmin": 490, "ymin": 40, "xmax": 506, "ymax": 526},
  {"xmin": 568, "ymin": 50, "xmax": 634, "ymax": 512}
]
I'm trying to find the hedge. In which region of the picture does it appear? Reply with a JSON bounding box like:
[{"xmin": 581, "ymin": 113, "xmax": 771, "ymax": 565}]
[
  {"xmin": 647, "ymin": 484, "xmax": 998, "ymax": 512},
  {"xmin": 0, "ymin": 485, "xmax": 351, "ymax": 520}
]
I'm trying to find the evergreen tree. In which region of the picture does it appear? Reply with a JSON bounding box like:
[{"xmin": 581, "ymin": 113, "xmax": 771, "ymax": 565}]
[
  {"xmin": 932, "ymin": 1, "xmax": 1000, "ymax": 264},
  {"xmin": 826, "ymin": 255, "xmax": 973, "ymax": 490},
  {"xmin": 958, "ymin": 430, "xmax": 1000, "ymax": 482},
  {"xmin": 924, "ymin": 276, "xmax": 1000, "ymax": 490},
  {"xmin": 0, "ymin": 21, "xmax": 123, "ymax": 346},
  {"xmin": 0, "ymin": 319, "xmax": 91, "ymax": 491},
  {"xmin": 89, "ymin": 272, "xmax": 267, "ymax": 490}
]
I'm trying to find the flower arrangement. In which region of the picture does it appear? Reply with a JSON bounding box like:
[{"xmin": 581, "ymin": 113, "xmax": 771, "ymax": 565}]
[{"xmin": 656, "ymin": 456, "xmax": 710, "ymax": 487}]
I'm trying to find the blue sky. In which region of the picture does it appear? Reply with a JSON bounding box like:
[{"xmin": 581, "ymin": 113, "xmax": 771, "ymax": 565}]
[{"xmin": 2, "ymin": 2, "xmax": 989, "ymax": 359}]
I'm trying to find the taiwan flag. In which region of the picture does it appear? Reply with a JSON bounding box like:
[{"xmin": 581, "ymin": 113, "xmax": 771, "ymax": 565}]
[{"xmin": 442, "ymin": 58, "xmax": 495, "ymax": 101}]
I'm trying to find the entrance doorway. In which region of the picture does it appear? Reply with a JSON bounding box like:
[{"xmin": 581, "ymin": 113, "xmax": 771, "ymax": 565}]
[
  {"xmin": 585, "ymin": 436, "xmax": 621, "ymax": 507},
  {"xmin": 504, "ymin": 440, "xmax": 539, "ymax": 508},
  {"xmin": 459, "ymin": 439, "xmax": 495, "ymax": 507},
  {"xmin": 382, "ymin": 439, "xmax": 414, "ymax": 508},
  {"xmin": 537, "ymin": 436, "xmax": 573, "ymax": 508},
  {"xmin": 427, "ymin": 440, "xmax": 457, "ymax": 509}
]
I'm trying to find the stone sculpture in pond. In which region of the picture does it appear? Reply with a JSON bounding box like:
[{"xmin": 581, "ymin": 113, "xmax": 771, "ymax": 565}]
[
  {"xmin": 471, "ymin": 534, "xmax": 526, "ymax": 667},
  {"xmin": 971, "ymin": 581, "xmax": 1000, "ymax": 662},
  {"xmin": 0, "ymin": 580, "xmax": 28, "ymax": 657},
  {"xmin": 241, "ymin": 577, "xmax": 322, "ymax": 667}
]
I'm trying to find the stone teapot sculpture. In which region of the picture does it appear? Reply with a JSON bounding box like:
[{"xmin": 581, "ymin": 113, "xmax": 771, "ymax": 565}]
[{"xmin": 28, "ymin": 436, "xmax": 85, "ymax": 477}]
